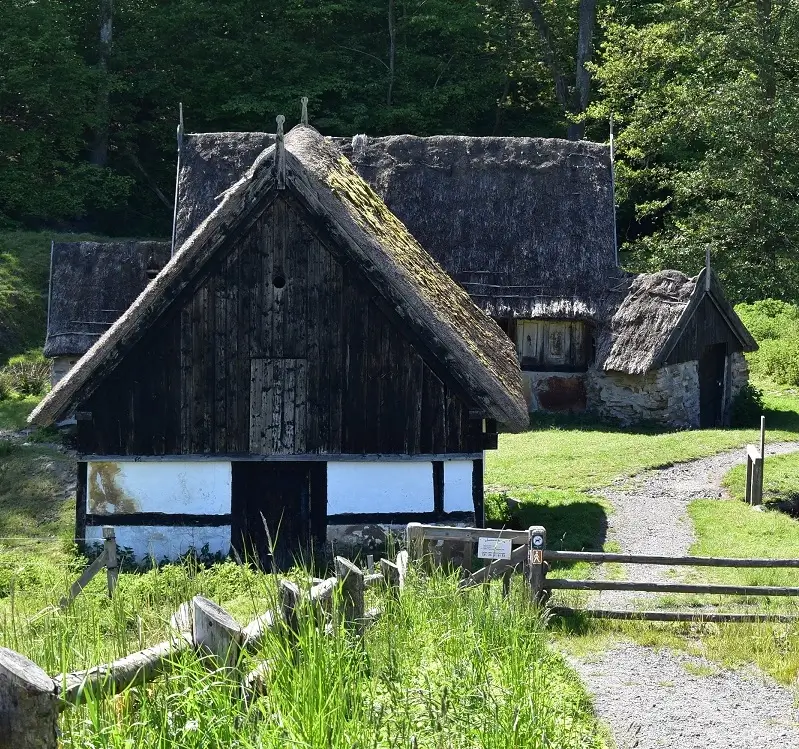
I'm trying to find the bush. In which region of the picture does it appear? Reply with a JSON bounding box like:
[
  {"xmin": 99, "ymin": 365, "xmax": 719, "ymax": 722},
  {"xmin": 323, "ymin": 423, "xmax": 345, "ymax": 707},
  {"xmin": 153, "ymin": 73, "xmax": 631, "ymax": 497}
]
[
  {"xmin": 0, "ymin": 349, "xmax": 49, "ymax": 397},
  {"xmin": 730, "ymin": 383, "xmax": 765, "ymax": 427},
  {"xmin": 734, "ymin": 299, "xmax": 799, "ymax": 386}
]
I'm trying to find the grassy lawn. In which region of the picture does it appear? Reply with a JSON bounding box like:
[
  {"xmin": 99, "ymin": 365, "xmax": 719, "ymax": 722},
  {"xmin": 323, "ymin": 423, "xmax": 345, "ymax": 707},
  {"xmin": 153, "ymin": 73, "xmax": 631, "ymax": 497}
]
[
  {"xmin": 0, "ymin": 395, "xmax": 40, "ymax": 430},
  {"xmin": 486, "ymin": 387, "xmax": 799, "ymax": 494}
]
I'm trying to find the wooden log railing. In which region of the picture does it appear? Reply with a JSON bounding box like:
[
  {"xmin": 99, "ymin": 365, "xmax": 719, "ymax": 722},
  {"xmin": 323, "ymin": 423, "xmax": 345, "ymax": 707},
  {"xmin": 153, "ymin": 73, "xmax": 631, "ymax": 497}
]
[
  {"xmin": 59, "ymin": 526, "xmax": 119, "ymax": 609},
  {"xmin": 0, "ymin": 551, "xmax": 406, "ymax": 748}
]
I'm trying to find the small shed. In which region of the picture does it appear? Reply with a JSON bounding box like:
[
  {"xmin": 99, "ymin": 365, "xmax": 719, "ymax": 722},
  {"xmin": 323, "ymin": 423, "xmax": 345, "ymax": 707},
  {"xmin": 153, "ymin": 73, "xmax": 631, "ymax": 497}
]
[
  {"xmin": 45, "ymin": 241, "xmax": 169, "ymax": 386},
  {"xmin": 30, "ymin": 126, "xmax": 527, "ymax": 566}
]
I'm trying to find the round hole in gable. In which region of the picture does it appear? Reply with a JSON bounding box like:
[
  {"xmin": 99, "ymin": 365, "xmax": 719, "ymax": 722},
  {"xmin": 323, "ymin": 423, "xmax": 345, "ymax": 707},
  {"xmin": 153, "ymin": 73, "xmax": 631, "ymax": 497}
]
[{"xmin": 273, "ymin": 274, "xmax": 286, "ymax": 289}]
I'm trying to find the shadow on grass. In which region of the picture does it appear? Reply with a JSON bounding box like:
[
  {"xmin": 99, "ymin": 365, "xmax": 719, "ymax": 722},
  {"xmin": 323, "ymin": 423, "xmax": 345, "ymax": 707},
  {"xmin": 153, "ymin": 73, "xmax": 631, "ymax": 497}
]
[{"xmin": 487, "ymin": 492, "xmax": 607, "ymax": 576}]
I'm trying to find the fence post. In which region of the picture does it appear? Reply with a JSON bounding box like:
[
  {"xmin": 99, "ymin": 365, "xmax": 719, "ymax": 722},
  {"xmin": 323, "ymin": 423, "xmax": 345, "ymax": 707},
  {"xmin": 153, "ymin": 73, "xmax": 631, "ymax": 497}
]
[
  {"xmin": 406, "ymin": 523, "xmax": 424, "ymax": 563},
  {"xmin": 335, "ymin": 556, "xmax": 365, "ymax": 635},
  {"xmin": 526, "ymin": 526, "xmax": 547, "ymax": 604},
  {"xmin": 103, "ymin": 526, "xmax": 118, "ymax": 597},
  {"xmin": 279, "ymin": 580, "xmax": 301, "ymax": 636},
  {"xmin": 0, "ymin": 647, "xmax": 58, "ymax": 749},
  {"xmin": 192, "ymin": 596, "xmax": 243, "ymax": 669}
]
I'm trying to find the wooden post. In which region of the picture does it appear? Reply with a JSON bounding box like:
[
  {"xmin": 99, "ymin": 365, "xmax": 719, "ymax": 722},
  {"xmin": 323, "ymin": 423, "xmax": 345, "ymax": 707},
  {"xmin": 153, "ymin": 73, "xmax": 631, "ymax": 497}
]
[
  {"xmin": 395, "ymin": 550, "xmax": 408, "ymax": 589},
  {"xmin": 59, "ymin": 548, "xmax": 107, "ymax": 609},
  {"xmin": 0, "ymin": 647, "xmax": 58, "ymax": 749},
  {"xmin": 192, "ymin": 596, "xmax": 243, "ymax": 669},
  {"xmin": 103, "ymin": 526, "xmax": 118, "ymax": 597},
  {"xmin": 334, "ymin": 556, "xmax": 365, "ymax": 634},
  {"xmin": 380, "ymin": 558, "xmax": 401, "ymax": 588},
  {"xmin": 279, "ymin": 580, "xmax": 301, "ymax": 636},
  {"xmin": 525, "ymin": 526, "xmax": 547, "ymax": 603},
  {"xmin": 745, "ymin": 452, "xmax": 754, "ymax": 504},
  {"xmin": 406, "ymin": 523, "xmax": 424, "ymax": 562},
  {"xmin": 367, "ymin": 554, "xmax": 375, "ymax": 573}
]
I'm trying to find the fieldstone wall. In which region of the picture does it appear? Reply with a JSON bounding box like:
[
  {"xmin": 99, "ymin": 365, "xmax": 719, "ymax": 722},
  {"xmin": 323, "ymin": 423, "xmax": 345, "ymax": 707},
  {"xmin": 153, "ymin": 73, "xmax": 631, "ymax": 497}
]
[
  {"xmin": 587, "ymin": 361, "xmax": 701, "ymax": 428},
  {"xmin": 729, "ymin": 351, "xmax": 749, "ymax": 398}
]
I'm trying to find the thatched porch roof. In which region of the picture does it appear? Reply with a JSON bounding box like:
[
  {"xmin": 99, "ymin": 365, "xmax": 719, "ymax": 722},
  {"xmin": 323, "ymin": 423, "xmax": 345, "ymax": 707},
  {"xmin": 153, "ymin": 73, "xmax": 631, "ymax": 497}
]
[
  {"xmin": 31, "ymin": 126, "xmax": 528, "ymax": 429},
  {"xmin": 600, "ymin": 269, "xmax": 757, "ymax": 374}
]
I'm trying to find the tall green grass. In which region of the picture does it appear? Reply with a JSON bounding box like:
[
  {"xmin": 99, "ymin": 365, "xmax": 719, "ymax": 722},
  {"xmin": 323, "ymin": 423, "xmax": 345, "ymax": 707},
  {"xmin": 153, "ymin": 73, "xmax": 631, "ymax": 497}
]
[
  {"xmin": 2, "ymin": 562, "xmax": 604, "ymax": 748},
  {"xmin": 0, "ymin": 563, "xmax": 604, "ymax": 749}
]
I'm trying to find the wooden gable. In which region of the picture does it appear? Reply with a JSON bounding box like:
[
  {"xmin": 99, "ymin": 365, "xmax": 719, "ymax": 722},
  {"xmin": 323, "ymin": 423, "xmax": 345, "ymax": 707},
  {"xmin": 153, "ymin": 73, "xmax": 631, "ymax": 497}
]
[{"xmin": 76, "ymin": 196, "xmax": 480, "ymax": 457}]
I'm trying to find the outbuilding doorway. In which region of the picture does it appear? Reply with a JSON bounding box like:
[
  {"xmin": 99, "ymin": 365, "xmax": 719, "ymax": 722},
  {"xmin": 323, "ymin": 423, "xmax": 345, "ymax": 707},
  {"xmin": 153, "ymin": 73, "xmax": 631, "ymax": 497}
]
[
  {"xmin": 231, "ymin": 462, "xmax": 326, "ymax": 569},
  {"xmin": 699, "ymin": 343, "xmax": 727, "ymax": 428}
]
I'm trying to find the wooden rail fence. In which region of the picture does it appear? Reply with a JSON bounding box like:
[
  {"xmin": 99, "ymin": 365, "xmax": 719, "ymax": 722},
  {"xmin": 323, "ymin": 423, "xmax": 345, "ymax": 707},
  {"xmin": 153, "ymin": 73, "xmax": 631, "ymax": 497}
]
[
  {"xmin": 0, "ymin": 552, "xmax": 407, "ymax": 749},
  {"xmin": 59, "ymin": 526, "xmax": 118, "ymax": 609},
  {"xmin": 407, "ymin": 522, "xmax": 799, "ymax": 623}
]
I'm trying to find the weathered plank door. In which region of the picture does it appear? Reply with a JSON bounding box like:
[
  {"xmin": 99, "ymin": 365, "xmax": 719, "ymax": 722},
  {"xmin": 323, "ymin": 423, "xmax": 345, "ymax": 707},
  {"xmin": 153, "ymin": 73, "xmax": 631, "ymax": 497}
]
[
  {"xmin": 699, "ymin": 343, "xmax": 727, "ymax": 428},
  {"xmin": 231, "ymin": 462, "xmax": 324, "ymax": 570}
]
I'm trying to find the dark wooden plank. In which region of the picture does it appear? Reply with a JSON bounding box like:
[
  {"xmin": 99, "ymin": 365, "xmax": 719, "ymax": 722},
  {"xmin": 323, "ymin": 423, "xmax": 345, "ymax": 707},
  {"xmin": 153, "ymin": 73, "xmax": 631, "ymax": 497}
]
[
  {"xmin": 545, "ymin": 551, "xmax": 799, "ymax": 567},
  {"xmin": 546, "ymin": 579, "xmax": 799, "ymax": 596},
  {"xmin": 327, "ymin": 249, "xmax": 343, "ymax": 453},
  {"xmin": 550, "ymin": 607, "xmax": 799, "ymax": 624}
]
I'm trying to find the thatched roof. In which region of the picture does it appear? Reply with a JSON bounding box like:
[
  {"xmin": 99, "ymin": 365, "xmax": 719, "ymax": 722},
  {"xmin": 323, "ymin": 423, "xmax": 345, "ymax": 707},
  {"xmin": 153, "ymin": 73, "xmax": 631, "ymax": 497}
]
[
  {"xmin": 176, "ymin": 132, "xmax": 621, "ymax": 319},
  {"xmin": 31, "ymin": 126, "xmax": 528, "ymax": 430},
  {"xmin": 44, "ymin": 241, "xmax": 169, "ymax": 358},
  {"xmin": 600, "ymin": 269, "xmax": 757, "ymax": 374}
]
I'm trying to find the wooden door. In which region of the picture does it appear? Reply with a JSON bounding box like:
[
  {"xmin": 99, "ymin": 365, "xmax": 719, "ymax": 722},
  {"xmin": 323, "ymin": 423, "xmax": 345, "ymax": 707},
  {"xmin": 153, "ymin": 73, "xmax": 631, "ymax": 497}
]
[
  {"xmin": 699, "ymin": 343, "xmax": 727, "ymax": 428},
  {"xmin": 231, "ymin": 462, "xmax": 325, "ymax": 570}
]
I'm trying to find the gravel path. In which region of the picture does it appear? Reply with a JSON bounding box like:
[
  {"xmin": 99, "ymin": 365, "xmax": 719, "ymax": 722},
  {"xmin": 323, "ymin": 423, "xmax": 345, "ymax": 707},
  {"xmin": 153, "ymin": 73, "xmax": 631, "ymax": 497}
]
[{"xmin": 564, "ymin": 442, "xmax": 799, "ymax": 749}]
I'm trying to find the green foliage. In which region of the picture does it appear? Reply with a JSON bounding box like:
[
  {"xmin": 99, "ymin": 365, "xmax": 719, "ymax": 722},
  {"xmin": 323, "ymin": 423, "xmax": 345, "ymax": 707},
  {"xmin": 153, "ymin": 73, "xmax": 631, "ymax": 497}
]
[
  {"xmin": 0, "ymin": 350, "xmax": 49, "ymax": 397},
  {"xmin": 729, "ymin": 383, "xmax": 765, "ymax": 427},
  {"xmin": 735, "ymin": 300, "xmax": 799, "ymax": 386},
  {"xmin": 593, "ymin": 0, "xmax": 799, "ymax": 302}
]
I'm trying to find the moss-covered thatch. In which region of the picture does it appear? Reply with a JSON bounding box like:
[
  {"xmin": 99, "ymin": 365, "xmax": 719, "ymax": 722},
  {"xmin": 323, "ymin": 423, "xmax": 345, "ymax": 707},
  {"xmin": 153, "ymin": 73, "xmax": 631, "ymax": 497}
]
[
  {"xmin": 31, "ymin": 126, "xmax": 527, "ymax": 429},
  {"xmin": 44, "ymin": 241, "xmax": 169, "ymax": 357}
]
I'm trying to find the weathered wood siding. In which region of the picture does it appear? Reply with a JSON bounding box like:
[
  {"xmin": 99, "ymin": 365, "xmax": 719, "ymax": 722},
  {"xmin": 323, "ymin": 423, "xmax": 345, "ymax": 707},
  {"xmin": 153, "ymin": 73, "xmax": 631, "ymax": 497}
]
[
  {"xmin": 665, "ymin": 296, "xmax": 744, "ymax": 367},
  {"xmin": 515, "ymin": 320, "xmax": 588, "ymax": 372},
  {"xmin": 77, "ymin": 197, "xmax": 478, "ymax": 456}
]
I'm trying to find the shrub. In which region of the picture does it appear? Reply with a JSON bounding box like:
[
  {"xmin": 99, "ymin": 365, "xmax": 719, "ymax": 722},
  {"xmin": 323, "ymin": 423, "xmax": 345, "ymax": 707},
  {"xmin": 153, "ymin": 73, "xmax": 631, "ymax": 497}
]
[
  {"xmin": 730, "ymin": 383, "xmax": 765, "ymax": 427},
  {"xmin": 0, "ymin": 349, "xmax": 49, "ymax": 397},
  {"xmin": 734, "ymin": 299, "xmax": 799, "ymax": 386}
]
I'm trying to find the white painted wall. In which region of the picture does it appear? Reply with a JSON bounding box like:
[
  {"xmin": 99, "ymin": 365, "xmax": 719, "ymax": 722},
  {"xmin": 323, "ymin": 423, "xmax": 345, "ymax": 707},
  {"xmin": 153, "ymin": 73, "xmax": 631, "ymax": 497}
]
[
  {"xmin": 443, "ymin": 460, "xmax": 474, "ymax": 513},
  {"xmin": 85, "ymin": 525, "xmax": 231, "ymax": 563},
  {"xmin": 327, "ymin": 461, "xmax": 434, "ymax": 514},
  {"xmin": 87, "ymin": 461, "xmax": 231, "ymax": 515}
]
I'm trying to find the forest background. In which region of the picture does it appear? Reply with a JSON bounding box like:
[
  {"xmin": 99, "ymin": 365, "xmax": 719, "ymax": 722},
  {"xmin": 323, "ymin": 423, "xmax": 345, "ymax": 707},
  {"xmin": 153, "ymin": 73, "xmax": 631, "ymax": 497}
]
[{"xmin": 2, "ymin": 0, "xmax": 798, "ymax": 307}]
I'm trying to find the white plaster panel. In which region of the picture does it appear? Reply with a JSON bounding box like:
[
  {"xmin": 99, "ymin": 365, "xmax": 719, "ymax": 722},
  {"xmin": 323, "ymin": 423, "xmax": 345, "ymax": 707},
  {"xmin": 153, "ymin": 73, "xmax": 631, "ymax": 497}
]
[
  {"xmin": 443, "ymin": 460, "xmax": 475, "ymax": 513},
  {"xmin": 327, "ymin": 461, "xmax": 433, "ymax": 514},
  {"xmin": 85, "ymin": 525, "xmax": 231, "ymax": 563},
  {"xmin": 86, "ymin": 461, "xmax": 231, "ymax": 515}
]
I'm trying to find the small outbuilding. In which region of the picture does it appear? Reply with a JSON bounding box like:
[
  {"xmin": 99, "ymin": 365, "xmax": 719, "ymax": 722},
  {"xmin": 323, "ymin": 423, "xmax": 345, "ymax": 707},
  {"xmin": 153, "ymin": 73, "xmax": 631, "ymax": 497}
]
[
  {"xmin": 30, "ymin": 126, "xmax": 527, "ymax": 566},
  {"xmin": 45, "ymin": 241, "xmax": 169, "ymax": 387}
]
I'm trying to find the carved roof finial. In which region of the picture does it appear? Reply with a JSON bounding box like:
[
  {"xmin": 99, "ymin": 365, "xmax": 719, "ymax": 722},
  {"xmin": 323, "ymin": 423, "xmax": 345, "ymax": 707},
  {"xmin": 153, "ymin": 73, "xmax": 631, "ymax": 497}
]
[
  {"xmin": 301, "ymin": 96, "xmax": 309, "ymax": 126},
  {"xmin": 276, "ymin": 115, "xmax": 286, "ymax": 189}
]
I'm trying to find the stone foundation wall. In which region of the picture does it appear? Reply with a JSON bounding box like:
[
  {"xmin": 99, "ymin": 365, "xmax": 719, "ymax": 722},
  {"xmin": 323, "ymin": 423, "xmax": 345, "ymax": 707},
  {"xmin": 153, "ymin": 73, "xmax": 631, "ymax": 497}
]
[
  {"xmin": 729, "ymin": 351, "xmax": 749, "ymax": 398},
  {"xmin": 51, "ymin": 356, "xmax": 79, "ymax": 388},
  {"xmin": 587, "ymin": 361, "xmax": 701, "ymax": 428}
]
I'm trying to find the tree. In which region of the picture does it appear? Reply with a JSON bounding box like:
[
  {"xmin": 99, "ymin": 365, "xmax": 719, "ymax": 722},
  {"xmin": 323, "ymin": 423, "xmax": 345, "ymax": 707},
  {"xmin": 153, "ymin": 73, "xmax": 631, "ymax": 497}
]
[
  {"xmin": 591, "ymin": 0, "xmax": 799, "ymax": 302},
  {"xmin": 519, "ymin": 0, "xmax": 600, "ymax": 139}
]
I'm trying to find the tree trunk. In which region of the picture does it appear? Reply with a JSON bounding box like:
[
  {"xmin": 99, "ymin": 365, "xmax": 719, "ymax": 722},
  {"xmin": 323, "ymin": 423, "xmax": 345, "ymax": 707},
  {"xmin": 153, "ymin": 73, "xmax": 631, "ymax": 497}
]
[
  {"xmin": 387, "ymin": 0, "xmax": 396, "ymax": 106},
  {"xmin": 90, "ymin": 0, "xmax": 113, "ymax": 167},
  {"xmin": 567, "ymin": 0, "xmax": 598, "ymax": 140}
]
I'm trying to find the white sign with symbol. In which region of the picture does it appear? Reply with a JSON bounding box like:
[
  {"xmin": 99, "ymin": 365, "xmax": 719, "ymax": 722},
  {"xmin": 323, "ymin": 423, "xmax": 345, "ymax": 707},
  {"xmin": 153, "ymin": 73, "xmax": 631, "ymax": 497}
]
[
  {"xmin": 477, "ymin": 537, "xmax": 512, "ymax": 560},
  {"xmin": 532, "ymin": 535, "xmax": 544, "ymax": 547}
]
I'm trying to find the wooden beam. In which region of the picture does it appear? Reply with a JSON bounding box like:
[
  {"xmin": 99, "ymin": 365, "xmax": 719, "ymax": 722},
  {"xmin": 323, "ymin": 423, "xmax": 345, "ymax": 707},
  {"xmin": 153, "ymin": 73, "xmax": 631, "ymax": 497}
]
[
  {"xmin": 544, "ymin": 550, "xmax": 799, "ymax": 568},
  {"xmin": 545, "ymin": 579, "xmax": 799, "ymax": 597},
  {"xmin": 103, "ymin": 526, "xmax": 118, "ymax": 597},
  {"xmin": 58, "ymin": 638, "xmax": 191, "ymax": 707},
  {"xmin": 458, "ymin": 544, "xmax": 527, "ymax": 589},
  {"xmin": 59, "ymin": 548, "xmax": 108, "ymax": 609}
]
